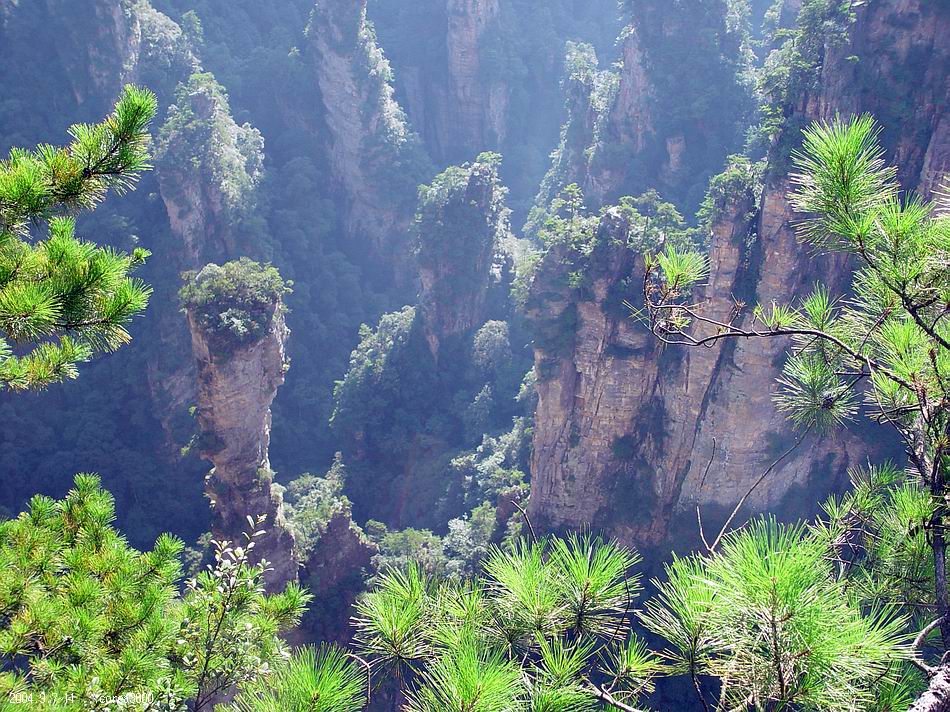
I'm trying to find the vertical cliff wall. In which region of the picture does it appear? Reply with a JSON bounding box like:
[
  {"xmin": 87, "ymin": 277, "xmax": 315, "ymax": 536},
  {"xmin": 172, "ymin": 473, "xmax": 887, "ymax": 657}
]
[
  {"xmin": 378, "ymin": 0, "xmax": 505, "ymax": 164},
  {"xmin": 527, "ymin": 0, "xmax": 950, "ymax": 548},
  {"xmin": 296, "ymin": 0, "xmax": 431, "ymax": 276},
  {"xmin": 416, "ymin": 157, "xmax": 511, "ymax": 358},
  {"xmin": 0, "ymin": 0, "xmax": 142, "ymax": 147},
  {"xmin": 535, "ymin": 0, "xmax": 755, "ymax": 215},
  {"xmin": 184, "ymin": 261, "xmax": 297, "ymax": 590}
]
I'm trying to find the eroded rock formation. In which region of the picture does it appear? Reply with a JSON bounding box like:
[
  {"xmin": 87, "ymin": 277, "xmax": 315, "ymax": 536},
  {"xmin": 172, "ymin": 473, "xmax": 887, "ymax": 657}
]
[
  {"xmin": 155, "ymin": 74, "xmax": 264, "ymax": 267},
  {"xmin": 298, "ymin": 510, "xmax": 376, "ymax": 642},
  {"xmin": 0, "ymin": 0, "xmax": 142, "ymax": 143},
  {"xmin": 297, "ymin": 0, "xmax": 430, "ymax": 273},
  {"xmin": 397, "ymin": 0, "xmax": 507, "ymax": 163},
  {"xmin": 536, "ymin": 0, "xmax": 755, "ymax": 213},
  {"xmin": 416, "ymin": 157, "xmax": 511, "ymax": 358},
  {"xmin": 527, "ymin": 0, "xmax": 950, "ymax": 548},
  {"xmin": 185, "ymin": 265, "xmax": 297, "ymax": 590}
]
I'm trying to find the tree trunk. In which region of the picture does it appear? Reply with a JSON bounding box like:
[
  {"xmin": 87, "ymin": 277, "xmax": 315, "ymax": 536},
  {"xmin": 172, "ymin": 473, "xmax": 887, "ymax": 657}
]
[{"xmin": 910, "ymin": 665, "xmax": 950, "ymax": 712}]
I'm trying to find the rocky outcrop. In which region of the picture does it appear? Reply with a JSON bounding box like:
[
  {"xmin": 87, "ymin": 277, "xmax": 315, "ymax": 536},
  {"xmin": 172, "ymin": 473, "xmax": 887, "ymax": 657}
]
[
  {"xmin": 155, "ymin": 74, "xmax": 264, "ymax": 268},
  {"xmin": 581, "ymin": 27, "xmax": 654, "ymax": 202},
  {"xmin": 185, "ymin": 264, "xmax": 297, "ymax": 590},
  {"xmin": 298, "ymin": 511, "xmax": 376, "ymax": 642},
  {"xmin": 416, "ymin": 157, "xmax": 510, "ymax": 358},
  {"xmin": 444, "ymin": 0, "xmax": 508, "ymax": 153},
  {"xmin": 535, "ymin": 0, "xmax": 755, "ymax": 213},
  {"xmin": 527, "ymin": 0, "xmax": 950, "ymax": 548},
  {"xmin": 798, "ymin": 0, "xmax": 950, "ymax": 198},
  {"xmin": 297, "ymin": 0, "xmax": 430, "ymax": 274}
]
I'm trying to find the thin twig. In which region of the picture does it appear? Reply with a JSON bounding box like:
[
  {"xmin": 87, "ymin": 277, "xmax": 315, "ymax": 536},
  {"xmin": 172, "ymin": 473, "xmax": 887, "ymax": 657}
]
[
  {"xmin": 697, "ymin": 438, "xmax": 718, "ymax": 551},
  {"xmin": 697, "ymin": 506, "xmax": 712, "ymax": 553},
  {"xmin": 699, "ymin": 437, "xmax": 717, "ymax": 489},
  {"xmin": 588, "ymin": 685, "xmax": 648, "ymax": 712},
  {"xmin": 512, "ymin": 500, "xmax": 538, "ymax": 544},
  {"xmin": 912, "ymin": 616, "xmax": 947, "ymax": 676},
  {"xmin": 346, "ymin": 653, "xmax": 373, "ymax": 705},
  {"xmin": 709, "ymin": 427, "xmax": 812, "ymax": 552}
]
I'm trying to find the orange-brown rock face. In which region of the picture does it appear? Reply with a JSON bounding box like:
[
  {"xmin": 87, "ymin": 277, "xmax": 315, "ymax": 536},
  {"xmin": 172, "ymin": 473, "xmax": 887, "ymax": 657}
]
[
  {"xmin": 187, "ymin": 304, "xmax": 297, "ymax": 590},
  {"xmin": 528, "ymin": 0, "xmax": 950, "ymax": 548}
]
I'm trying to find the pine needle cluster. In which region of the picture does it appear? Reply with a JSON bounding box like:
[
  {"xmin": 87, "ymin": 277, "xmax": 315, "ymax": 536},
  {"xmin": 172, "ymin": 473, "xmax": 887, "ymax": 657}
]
[
  {"xmin": 0, "ymin": 476, "xmax": 309, "ymax": 711},
  {"xmin": 353, "ymin": 533, "xmax": 653, "ymax": 711},
  {"xmin": 0, "ymin": 85, "xmax": 157, "ymax": 390}
]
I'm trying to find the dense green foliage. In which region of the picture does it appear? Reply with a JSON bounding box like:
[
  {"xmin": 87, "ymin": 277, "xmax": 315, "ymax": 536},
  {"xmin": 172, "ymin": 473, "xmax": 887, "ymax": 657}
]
[
  {"xmin": 0, "ymin": 86, "xmax": 155, "ymax": 390},
  {"xmin": 282, "ymin": 455, "xmax": 353, "ymax": 560},
  {"xmin": 413, "ymin": 154, "xmax": 508, "ymax": 296},
  {"xmin": 755, "ymin": 0, "xmax": 857, "ymax": 147},
  {"xmin": 355, "ymin": 517, "xmax": 915, "ymax": 710},
  {"xmin": 330, "ymin": 306, "xmax": 435, "ymax": 461},
  {"xmin": 230, "ymin": 645, "xmax": 366, "ymax": 712},
  {"xmin": 371, "ymin": 0, "xmax": 621, "ymax": 221},
  {"xmin": 180, "ymin": 258, "xmax": 289, "ymax": 351},
  {"xmin": 0, "ymin": 476, "xmax": 308, "ymax": 711}
]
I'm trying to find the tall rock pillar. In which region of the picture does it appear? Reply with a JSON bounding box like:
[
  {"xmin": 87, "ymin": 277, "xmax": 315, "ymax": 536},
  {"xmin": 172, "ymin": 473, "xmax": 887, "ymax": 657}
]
[{"xmin": 182, "ymin": 260, "xmax": 297, "ymax": 590}]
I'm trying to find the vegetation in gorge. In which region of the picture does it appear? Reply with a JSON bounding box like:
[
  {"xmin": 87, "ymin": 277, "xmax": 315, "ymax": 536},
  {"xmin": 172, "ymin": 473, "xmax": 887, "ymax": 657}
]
[
  {"xmin": 3, "ymin": 1, "xmax": 950, "ymax": 710},
  {"xmin": 752, "ymin": 0, "xmax": 860, "ymax": 157},
  {"xmin": 328, "ymin": 156, "xmax": 532, "ymax": 530}
]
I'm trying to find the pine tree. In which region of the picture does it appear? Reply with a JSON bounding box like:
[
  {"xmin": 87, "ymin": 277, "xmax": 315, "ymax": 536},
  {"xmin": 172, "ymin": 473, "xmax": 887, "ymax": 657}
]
[
  {"xmin": 352, "ymin": 534, "xmax": 658, "ymax": 711},
  {"xmin": 640, "ymin": 518, "xmax": 913, "ymax": 710},
  {"xmin": 642, "ymin": 116, "xmax": 950, "ymax": 708},
  {"xmin": 0, "ymin": 475, "xmax": 309, "ymax": 711},
  {"xmin": 0, "ymin": 85, "xmax": 156, "ymax": 390}
]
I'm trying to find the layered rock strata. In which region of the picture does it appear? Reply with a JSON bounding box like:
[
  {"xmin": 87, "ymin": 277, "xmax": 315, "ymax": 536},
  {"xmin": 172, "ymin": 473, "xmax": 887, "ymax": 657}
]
[{"xmin": 527, "ymin": 0, "xmax": 950, "ymax": 546}]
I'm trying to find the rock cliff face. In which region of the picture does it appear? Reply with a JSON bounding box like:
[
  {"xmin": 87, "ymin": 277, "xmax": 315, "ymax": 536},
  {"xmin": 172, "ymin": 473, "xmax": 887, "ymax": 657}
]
[
  {"xmin": 186, "ymin": 286, "xmax": 297, "ymax": 590},
  {"xmin": 445, "ymin": 0, "xmax": 507, "ymax": 153},
  {"xmin": 52, "ymin": 0, "xmax": 142, "ymax": 105},
  {"xmin": 156, "ymin": 75, "xmax": 265, "ymax": 267},
  {"xmin": 372, "ymin": 0, "xmax": 621, "ymax": 217},
  {"xmin": 527, "ymin": 0, "xmax": 950, "ymax": 548},
  {"xmin": 297, "ymin": 0, "xmax": 430, "ymax": 274},
  {"xmin": 416, "ymin": 158, "xmax": 510, "ymax": 358},
  {"xmin": 536, "ymin": 0, "xmax": 754, "ymax": 213},
  {"xmin": 392, "ymin": 0, "xmax": 506, "ymax": 164},
  {"xmin": 0, "ymin": 0, "xmax": 142, "ymax": 144},
  {"xmin": 298, "ymin": 510, "xmax": 376, "ymax": 642}
]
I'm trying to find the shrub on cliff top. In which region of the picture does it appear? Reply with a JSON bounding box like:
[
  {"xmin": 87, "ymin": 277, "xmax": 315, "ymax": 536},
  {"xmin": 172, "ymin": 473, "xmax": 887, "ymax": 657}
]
[{"xmin": 180, "ymin": 257, "xmax": 290, "ymax": 349}]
